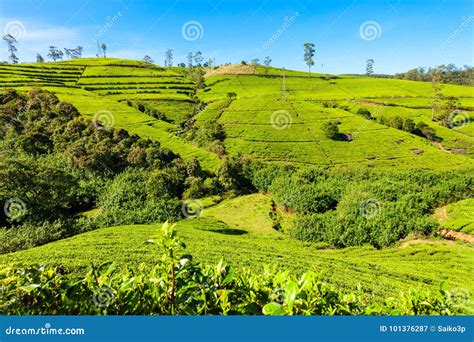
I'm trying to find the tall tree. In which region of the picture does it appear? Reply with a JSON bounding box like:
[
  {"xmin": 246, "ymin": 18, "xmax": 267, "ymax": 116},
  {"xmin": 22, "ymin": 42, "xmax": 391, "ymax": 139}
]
[
  {"xmin": 187, "ymin": 52, "xmax": 194, "ymax": 68},
  {"xmin": 366, "ymin": 59, "xmax": 374, "ymax": 76},
  {"xmin": 75, "ymin": 46, "xmax": 83, "ymax": 58},
  {"xmin": 264, "ymin": 56, "xmax": 272, "ymax": 75},
  {"xmin": 3, "ymin": 34, "xmax": 19, "ymax": 64},
  {"xmin": 264, "ymin": 56, "xmax": 272, "ymax": 67},
  {"xmin": 206, "ymin": 58, "xmax": 215, "ymax": 67},
  {"xmin": 251, "ymin": 58, "xmax": 259, "ymax": 65},
  {"xmin": 303, "ymin": 43, "xmax": 315, "ymax": 77},
  {"xmin": 101, "ymin": 43, "xmax": 107, "ymax": 58},
  {"xmin": 36, "ymin": 53, "xmax": 45, "ymax": 63},
  {"xmin": 193, "ymin": 51, "xmax": 203, "ymax": 66},
  {"xmin": 47, "ymin": 46, "xmax": 63, "ymax": 62},
  {"xmin": 164, "ymin": 49, "xmax": 173, "ymax": 67},
  {"xmin": 142, "ymin": 55, "xmax": 154, "ymax": 63}
]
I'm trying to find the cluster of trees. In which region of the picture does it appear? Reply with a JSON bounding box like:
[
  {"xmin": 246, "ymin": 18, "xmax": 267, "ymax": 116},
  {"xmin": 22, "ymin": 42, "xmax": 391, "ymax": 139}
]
[
  {"xmin": 0, "ymin": 90, "xmax": 181, "ymax": 252},
  {"xmin": 377, "ymin": 115, "xmax": 437, "ymax": 140},
  {"xmin": 251, "ymin": 165, "xmax": 472, "ymax": 249},
  {"xmin": 42, "ymin": 45, "xmax": 84, "ymax": 62},
  {"xmin": 352, "ymin": 107, "xmax": 439, "ymax": 141},
  {"xmin": 395, "ymin": 64, "xmax": 473, "ymax": 86},
  {"xmin": 0, "ymin": 90, "xmax": 259, "ymax": 253}
]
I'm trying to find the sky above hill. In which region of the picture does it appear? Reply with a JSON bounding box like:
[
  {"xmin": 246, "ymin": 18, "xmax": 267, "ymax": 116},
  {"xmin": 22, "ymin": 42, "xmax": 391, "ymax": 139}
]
[{"xmin": 1, "ymin": 0, "xmax": 472, "ymax": 74}]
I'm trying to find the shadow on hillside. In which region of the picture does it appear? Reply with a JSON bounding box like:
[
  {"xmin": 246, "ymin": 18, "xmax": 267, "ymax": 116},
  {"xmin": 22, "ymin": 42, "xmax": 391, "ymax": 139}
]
[{"xmin": 208, "ymin": 228, "xmax": 248, "ymax": 235}]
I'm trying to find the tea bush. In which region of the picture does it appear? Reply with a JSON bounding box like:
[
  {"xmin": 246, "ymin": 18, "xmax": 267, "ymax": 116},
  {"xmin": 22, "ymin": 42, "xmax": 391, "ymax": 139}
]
[
  {"xmin": 0, "ymin": 223, "xmax": 468, "ymax": 315},
  {"xmin": 261, "ymin": 167, "xmax": 473, "ymax": 248}
]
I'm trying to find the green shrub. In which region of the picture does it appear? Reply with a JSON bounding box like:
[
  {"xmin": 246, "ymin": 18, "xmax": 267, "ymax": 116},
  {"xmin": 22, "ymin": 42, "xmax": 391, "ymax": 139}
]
[
  {"xmin": 356, "ymin": 108, "xmax": 372, "ymax": 119},
  {"xmin": 194, "ymin": 119, "xmax": 226, "ymax": 148},
  {"xmin": 321, "ymin": 121, "xmax": 339, "ymax": 139},
  {"xmin": 97, "ymin": 168, "xmax": 182, "ymax": 226}
]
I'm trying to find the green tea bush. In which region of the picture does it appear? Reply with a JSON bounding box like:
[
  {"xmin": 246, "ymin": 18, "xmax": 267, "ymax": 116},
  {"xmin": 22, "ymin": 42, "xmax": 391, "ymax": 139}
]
[
  {"xmin": 266, "ymin": 167, "xmax": 472, "ymax": 248},
  {"xmin": 0, "ymin": 223, "xmax": 467, "ymax": 315},
  {"xmin": 97, "ymin": 168, "xmax": 182, "ymax": 226}
]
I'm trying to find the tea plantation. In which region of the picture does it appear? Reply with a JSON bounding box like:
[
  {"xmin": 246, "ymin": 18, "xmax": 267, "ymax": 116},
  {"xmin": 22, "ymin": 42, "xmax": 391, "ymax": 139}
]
[{"xmin": 0, "ymin": 59, "xmax": 473, "ymax": 315}]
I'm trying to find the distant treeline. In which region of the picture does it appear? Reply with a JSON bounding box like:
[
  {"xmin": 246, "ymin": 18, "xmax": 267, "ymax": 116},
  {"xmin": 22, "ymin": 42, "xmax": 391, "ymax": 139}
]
[{"xmin": 347, "ymin": 64, "xmax": 473, "ymax": 86}]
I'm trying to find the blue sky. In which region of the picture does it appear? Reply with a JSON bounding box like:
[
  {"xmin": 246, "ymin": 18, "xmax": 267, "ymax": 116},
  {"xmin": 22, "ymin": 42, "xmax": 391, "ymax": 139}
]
[{"xmin": 1, "ymin": 0, "xmax": 472, "ymax": 74}]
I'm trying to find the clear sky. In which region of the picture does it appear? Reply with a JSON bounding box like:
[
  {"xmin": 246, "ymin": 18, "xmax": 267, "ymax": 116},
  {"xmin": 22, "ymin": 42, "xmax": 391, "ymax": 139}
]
[{"xmin": 1, "ymin": 0, "xmax": 472, "ymax": 74}]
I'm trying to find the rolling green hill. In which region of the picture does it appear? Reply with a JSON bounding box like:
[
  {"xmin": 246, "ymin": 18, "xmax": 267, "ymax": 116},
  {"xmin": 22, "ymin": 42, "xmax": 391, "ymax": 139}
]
[
  {"xmin": 2, "ymin": 194, "xmax": 473, "ymax": 300},
  {"xmin": 1, "ymin": 59, "xmax": 473, "ymax": 171},
  {"xmin": 1, "ymin": 59, "xmax": 473, "ymax": 311}
]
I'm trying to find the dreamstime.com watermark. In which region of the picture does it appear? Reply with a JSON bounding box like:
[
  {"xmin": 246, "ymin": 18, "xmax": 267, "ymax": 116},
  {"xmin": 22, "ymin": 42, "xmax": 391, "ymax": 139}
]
[
  {"xmin": 441, "ymin": 16, "xmax": 473, "ymax": 50},
  {"xmin": 181, "ymin": 198, "xmax": 204, "ymax": 218},
  {"xmin": 84, "ymin": 11, "xmax": 123, "ymax": 50},
  {"xmin": 181, "ymin": 21, "xmax": 204, "ymax": 41},
  {"xmin": 3, "ymin": 20, "xmax": 26, "ymax": 40},
  {"xmin": 263, "ymin": 12, "xmax": 300, "ymax": 50},
  {"xmin": 93, "ymin": 110, "xmax": 115, "ymax": 130},
  {"xmin": 4, "ymin": 323, "xmax": 85, "ymax": 336},
  {"xmin": 359, "ymin": 20, "xmax": 382, "ymax": 41},
  {"xmin": 270, "ymin": 110, "xmax": 292, "ymax": 130}
]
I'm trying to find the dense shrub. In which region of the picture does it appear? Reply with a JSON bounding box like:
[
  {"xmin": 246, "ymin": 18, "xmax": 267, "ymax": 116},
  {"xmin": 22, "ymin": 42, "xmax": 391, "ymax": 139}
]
[
  {"xmin": 252, "ymin": 163, "xmax": 296, "ymax": 192},
  {"xmin": 268, "ymin": 167, "xmax": 472, "ymax": 248},
  {"xmin": 321, "ymin": 121, "xmax": 339, "ymax": 139},
  {"xmin": 193, "ymin": 119, "xmax": 226, "ymax": 148},
  {"xmin": 97, "ymin": 168, "xmax": 182, "ymax": 226},
  {"xmin": 270, "ymin": 177, "xmax": 339, "ymax": 214},
  {"xmin": 356, "ymin": 108, "xmax": 372, "ymax": 119},
  {"xmin": 216, "ymin": 155, "xmax": 254, "ymax": 194}
]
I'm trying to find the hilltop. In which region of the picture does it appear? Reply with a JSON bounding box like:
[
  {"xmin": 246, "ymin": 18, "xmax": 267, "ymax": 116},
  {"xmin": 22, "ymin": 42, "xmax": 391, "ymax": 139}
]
[{"xmin": 1, "ymin": 58, "xmax": 473, "ymax": 171}]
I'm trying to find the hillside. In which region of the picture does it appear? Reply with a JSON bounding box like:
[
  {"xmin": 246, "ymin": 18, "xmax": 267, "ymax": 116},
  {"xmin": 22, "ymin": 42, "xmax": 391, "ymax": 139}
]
[
  {"xmin": 1, "ymin": 58, "xmax": 473, "ymax": 315},
  {"xmin": 1, "ymin": 59, "xmax": 473, "ymax": 171},
  {"xmin": 2, "ymin": 194, "xmax": 473, "ymax": 301}
]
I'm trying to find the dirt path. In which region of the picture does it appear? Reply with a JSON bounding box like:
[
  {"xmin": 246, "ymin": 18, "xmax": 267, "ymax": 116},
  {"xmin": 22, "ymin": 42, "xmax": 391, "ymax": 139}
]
[
  {"xmin": 432, "ymin": 206, "xmax": 474, "ymax": 243},
  {"xmin": 437, "ymin": 229, "xmax": 474, "ymax": 243},
  {"xmin": 433, "ymin": 206, "xmax": 448, "ymax": 221}
]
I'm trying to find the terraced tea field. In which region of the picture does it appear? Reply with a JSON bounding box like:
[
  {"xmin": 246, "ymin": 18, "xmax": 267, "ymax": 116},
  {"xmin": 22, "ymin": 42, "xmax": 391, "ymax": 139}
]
[
  {"xmin": 2, "ymin": 194, "xmax": 472, "ymax": 301},
  {"xmin": 198, "ymin": 73, "xmax": 473, "ymax": 168},
  {"xmin": 1, "ymin": 59, "xmax": 472, "ymax": 171},
  {"xmin": 1, "ymin": 59, "xmax": 473, "ymax": 312}
]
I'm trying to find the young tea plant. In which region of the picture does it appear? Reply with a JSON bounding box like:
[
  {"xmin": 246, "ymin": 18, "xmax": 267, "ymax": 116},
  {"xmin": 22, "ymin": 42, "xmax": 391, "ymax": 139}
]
[{"xmin": 146, "ymin": 221, "xmax": 187, "ymax": 315}]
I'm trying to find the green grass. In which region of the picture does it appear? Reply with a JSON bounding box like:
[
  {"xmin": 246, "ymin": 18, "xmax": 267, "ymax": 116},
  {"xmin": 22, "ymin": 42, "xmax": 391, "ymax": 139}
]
[{"xmin": 1, "ymin": 194, "xmax": 472, "ymax": 300}]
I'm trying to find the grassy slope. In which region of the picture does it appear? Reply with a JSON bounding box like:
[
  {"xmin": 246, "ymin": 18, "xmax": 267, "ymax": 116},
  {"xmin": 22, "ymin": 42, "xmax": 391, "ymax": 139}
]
[
  {"xmin": 199, "ymin": 73, "xmax": 473, "ymax": 169},
  {"xmin": 1, "ymin": 194, "xmax": 473, "ymax": 300},
  {"xmin": 1, "ymin": 59, "xmax": 473, "ymax": 171},
  {"xmin": 434, "ymin": 199, "xmax": 474, "ymax": 234},
  {"xmin": 0, "ymin": 60, "xmax": 221, "ymax": 171}
]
